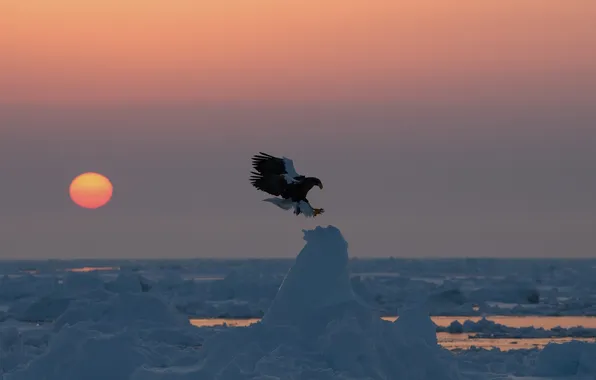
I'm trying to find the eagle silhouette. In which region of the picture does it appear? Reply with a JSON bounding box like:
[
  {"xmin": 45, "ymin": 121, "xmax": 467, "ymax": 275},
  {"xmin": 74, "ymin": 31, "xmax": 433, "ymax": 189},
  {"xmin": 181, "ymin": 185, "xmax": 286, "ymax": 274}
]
[{"xmin": 250, "ymin": 152, "xmax": 324, "ymax": 217}]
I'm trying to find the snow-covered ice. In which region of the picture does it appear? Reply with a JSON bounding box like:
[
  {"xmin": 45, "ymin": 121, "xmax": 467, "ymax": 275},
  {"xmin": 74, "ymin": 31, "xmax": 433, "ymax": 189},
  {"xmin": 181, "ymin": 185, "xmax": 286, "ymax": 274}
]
[
  {"xmin": 3, "ymin": 256, "xmax": 596, "ymax": 320},
  {"xmin": 0, "ymin": 225, "xmax": 595, "ymax": 379},
  {"xmin": 131, "ymin": 225, "xmax": 461, "ymax": 380},
  {"xmin": 262, "ymin": 226, "xmax": 362, "ymax": 326}
]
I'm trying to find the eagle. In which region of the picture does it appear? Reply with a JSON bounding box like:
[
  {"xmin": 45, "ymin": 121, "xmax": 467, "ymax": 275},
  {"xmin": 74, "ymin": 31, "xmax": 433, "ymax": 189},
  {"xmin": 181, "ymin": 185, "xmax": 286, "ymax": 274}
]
[{"xmin": 250, "ymin": 152, "xmax": 325, "ymax": 217}]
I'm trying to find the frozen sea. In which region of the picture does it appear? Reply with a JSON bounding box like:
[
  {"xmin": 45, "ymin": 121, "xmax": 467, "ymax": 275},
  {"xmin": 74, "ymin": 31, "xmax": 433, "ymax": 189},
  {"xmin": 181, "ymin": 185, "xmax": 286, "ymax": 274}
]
[{"xmin": 2, "ymin": 226, "xmax": 596, "ymax": 379}]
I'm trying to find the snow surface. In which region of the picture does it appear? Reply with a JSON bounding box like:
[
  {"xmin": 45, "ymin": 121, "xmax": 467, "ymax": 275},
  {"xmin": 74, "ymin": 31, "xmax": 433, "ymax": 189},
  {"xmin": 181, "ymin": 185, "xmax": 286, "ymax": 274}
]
[
  {"xmin": 1, "ymin": 226, "xmax": 596, "ymax": 379},
  {"xmin": 131, "ymin": 225, "xmax": 461, "ymax": 380},
  {"xmin": 4, "ymin": 257, "xmax": 596, "ymax": 320}
]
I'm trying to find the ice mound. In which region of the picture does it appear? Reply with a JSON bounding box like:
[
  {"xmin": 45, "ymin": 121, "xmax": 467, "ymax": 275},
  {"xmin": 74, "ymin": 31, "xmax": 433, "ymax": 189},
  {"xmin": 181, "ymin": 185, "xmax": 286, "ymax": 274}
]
[
  {"xmin": 1, "ymin": 325, "xmax": 51, "ymax": 374},
  {"xmin": 0, "ymin": 274, "xmax": 50, "ymax": 302},
  {"xmin": 4, "ymin": 292, "xmax": 201, "ymax": 379},
  {"xmin": 62, "ymin": 271, "xmax": 105, "ymax": 292},
  {"xmin": 533, "ymin": 341, "xmax": 596, "ymax": 377},
  {"xmin": 105, "ymin": 273, "xmax": 152, "ymax": 293},
  {"xmin": 393, "ymin": 302, "xmax": 438, "ymax": 346},
  {"xmin": 262, "ymin": 226, "xmax": 365, "ymax": 326},
  {"xmin": 133, "ymin": 225, "xmax": 461, "ymax": 380},
  {"xmin": 1, "ymin": 327, "xmax": 23, "ymax": 373},
  {"xmin": 54, "ymin": 292, "xmax": 189, "ymax": 332},
  {"xmin": 5, "ymin": 325, "xmax": 150, "ymax": 380},
  {"xmin": 205, "ymin": 266, "xmax": 282, "ymax": 317},
  {"xmin": 14, "ymin": 296, "xmax": 73, "ymax": 323}
]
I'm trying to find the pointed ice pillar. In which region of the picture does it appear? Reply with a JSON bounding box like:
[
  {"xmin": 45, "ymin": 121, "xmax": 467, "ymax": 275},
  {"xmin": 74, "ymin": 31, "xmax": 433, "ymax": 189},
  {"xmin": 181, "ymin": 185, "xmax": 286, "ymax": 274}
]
[{"xmin": 261, "ymin": 225, "xmax": 360, "ymax": 326}]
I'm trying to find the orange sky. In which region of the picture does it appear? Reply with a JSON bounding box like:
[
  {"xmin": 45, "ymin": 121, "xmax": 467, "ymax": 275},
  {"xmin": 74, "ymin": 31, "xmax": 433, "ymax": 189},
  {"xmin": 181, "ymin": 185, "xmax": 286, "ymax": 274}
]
[
  {"xmin": 2, "ymin": 0, "xmax": 595, "ymax": 106},
  {"xmin": 1, "ymin": 1, "xmax": 596, "ymax": 259}
]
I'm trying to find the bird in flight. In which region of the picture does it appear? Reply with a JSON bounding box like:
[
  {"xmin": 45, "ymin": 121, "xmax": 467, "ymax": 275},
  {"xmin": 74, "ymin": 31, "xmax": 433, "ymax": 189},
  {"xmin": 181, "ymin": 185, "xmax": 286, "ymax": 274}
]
[{"xmin": 250, "ymin": 152, "xmax": 324, "ymax": 217}]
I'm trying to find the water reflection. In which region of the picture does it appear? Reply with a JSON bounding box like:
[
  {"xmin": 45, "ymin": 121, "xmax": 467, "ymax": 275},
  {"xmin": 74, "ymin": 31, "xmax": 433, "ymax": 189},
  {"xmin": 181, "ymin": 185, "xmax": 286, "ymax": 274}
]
[
  {"xmin": 66, "ymin": 266, "xmax": 119, "ymax": 273},
  {"xmin": 17, "ymin": 266, "xmax": 120, "ymax": 275},
  {"xmin": 189, "ymin": 316, "xmax": 596, "ymax": 351},
  {"xmin": 401, "ymin": 316, "xmax": 596, "ymax": 329},
  {"xmin": 437, "ymin": 334, "xmax": 595, "ymax": 351}
]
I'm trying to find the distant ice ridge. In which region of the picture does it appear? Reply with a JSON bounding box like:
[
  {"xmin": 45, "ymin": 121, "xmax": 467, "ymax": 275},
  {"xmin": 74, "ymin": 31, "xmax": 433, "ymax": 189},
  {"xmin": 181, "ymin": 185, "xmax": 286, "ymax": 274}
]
[
  {"xmin": 133, "ymin": 225, "xmax": 461, "ymax": 380},
  {"xmin": 3, "ymin": 255, "xmax": 596, "ymax": 320}
]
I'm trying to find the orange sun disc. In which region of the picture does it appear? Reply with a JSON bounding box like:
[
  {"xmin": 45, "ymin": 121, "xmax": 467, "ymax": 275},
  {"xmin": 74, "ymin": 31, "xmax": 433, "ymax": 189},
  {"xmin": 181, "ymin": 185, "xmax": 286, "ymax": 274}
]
[{"xmin": 69, "ymin": 172, "xmax": 113, "ymax": 209}]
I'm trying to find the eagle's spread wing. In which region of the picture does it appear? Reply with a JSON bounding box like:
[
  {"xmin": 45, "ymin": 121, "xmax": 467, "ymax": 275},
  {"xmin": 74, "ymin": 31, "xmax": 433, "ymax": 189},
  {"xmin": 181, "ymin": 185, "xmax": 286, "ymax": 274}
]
[
  {"xmin": 250, "ymin": 170, "xmax": 287, "ymax": 196},
  {"xmin": 250, "ymin": 153, "xmax": 305, "ymax": 196},
  {"xmin": 250, "ymin": 152, "xmax": 302, "ymax": 184}
]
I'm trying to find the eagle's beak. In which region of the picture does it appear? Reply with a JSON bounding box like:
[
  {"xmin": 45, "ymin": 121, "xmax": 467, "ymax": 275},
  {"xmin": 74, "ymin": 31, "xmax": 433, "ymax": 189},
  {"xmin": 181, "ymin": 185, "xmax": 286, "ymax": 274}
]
[{"xmin": 318, "ymin": 183, "xmax": 323, "ymax": 189}]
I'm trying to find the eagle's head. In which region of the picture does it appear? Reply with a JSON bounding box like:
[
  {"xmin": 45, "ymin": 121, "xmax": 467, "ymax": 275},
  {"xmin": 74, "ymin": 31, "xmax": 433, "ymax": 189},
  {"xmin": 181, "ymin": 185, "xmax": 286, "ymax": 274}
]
[{"xmin": 311, "ymin": 177, "xmax": 323, "ymax": 189}]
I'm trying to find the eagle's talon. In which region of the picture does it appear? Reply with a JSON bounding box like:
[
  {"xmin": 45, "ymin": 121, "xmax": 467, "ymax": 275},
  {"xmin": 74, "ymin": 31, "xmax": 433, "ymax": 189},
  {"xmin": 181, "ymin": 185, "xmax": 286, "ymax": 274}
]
[{"xmin": 313, "ymin": 208, "xmax": 325, "ymax": 216}]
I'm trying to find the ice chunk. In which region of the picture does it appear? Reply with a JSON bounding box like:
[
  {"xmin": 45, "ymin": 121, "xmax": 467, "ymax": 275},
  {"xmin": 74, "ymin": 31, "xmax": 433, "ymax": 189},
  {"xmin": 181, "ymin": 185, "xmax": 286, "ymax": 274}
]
[
  {"xmin": 262, "ymin": 225, "xmax": 360, "ymax": 326},
  {"xmin": 533, "ymin": 341, "xmax": 596, "ymax": 377},
  {"xmin": 15, "ymin": 296, "xmax": 72, "ymax": 323},
  {"xmin": 447, "ymin": 320, "xmax": 464, "ymax": 334},
  {"xmin": 393, "ymin": 302, "xmax": 438, "ymax": 346},
  {"xmin": 4, "ymin": 326, "xmax": 149, "ymax": 380},
  {"xmin": 63, "ymin": 271, "xmax": 104, "ymax": 293},
  {"xmin": 54, "ymin": 293, "xmax": 189, "ymax": 331},
  {"xmin": 105, "ymin": 273, "xmax": 152, "ymax": 293}
]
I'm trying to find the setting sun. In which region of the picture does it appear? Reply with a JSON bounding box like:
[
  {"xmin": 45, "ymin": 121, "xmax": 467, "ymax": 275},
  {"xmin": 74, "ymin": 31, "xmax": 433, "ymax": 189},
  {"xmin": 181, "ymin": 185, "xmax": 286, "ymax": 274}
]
[{"xmin": 69, "ymin": 172, "xmax": 113, "ymax": 209}]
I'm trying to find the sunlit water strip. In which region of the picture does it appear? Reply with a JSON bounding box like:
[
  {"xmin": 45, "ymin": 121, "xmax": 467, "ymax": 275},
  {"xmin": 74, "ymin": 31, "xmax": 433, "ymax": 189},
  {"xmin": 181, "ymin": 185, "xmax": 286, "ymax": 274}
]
[{"xmin": 189, "ymin": 316, "xmax": 596, "ymax": 351}]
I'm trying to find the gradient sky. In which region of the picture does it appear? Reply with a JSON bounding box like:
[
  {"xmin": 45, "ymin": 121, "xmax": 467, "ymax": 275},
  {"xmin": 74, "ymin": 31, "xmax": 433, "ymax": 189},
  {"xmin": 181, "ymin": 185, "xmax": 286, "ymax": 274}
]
[{"xmin": 1, "ymin": 0, "xmax": 595, "ymax": 259}]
